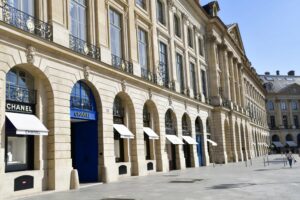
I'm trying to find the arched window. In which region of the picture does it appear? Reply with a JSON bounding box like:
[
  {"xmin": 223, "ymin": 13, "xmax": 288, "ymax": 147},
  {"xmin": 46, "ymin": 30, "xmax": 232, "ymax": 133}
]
[
  {"xmin": 165, "ymin": 110, "xmax": 175, "ymax": 135},
  {"xmin": 71, "ymin": 81, "xmax": 95, "ymax": 111},
  {"xmin": 143, "ymin": 104, "xmax": 150, "ymax": 127},
  {"xmin": 6, "ymin": 68, "xmax": 35, "ymax": 104},
  {"xmin": 195, "ymin": 117, "xmax": 203, "ymax": 133},
  {"xmin": 286, "ymin": 134, "xmax": 293, "ymax": 141},
  {"xmin": 113, "ymin": 96, "xmax": 124, "ymax": 124},
  {"xmin": 182, "ymin": 114, "xmax": 190, "ymax": 135},
  {"xmin": 157, "ymin": 0, "xmax": 165, "ymax": 25},
  {"xmin": 174, "ymin": 14, "xmax": 181, "ymax": 37}
]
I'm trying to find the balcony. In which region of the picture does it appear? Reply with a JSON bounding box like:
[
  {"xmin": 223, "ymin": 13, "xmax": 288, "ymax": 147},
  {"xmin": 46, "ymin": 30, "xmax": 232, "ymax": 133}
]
[
  {"xmin": 141, "ymin": 68, "xmax": 157, "ymax": 84},
  {"xmin": 111, "ymin": 54, "xmax": 133, "ymax": 74},
  {"xmin": 0, "ymin": 4, "xmax": 52, "ymax": 40},
  {"xmin": 69, "ymin": 35, "xmax": 101, "ymax": 61},
  {"xmin": 6, "ymin": 84, "xmax": 36, "ymax": 104}
]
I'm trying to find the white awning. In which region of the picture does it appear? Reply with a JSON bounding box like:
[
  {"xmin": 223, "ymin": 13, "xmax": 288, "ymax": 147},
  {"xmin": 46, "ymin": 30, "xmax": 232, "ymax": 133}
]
[
  {"xmin": 113, "ymin": 124, "xmax": 134, "ymax": 139},
  {"xmin": 166, "ymin": 135, "xmax": 184, "ymax": 145},
  {"xmin": 182, "ymin": 136, "xmax": 198, "ymax": 145},
  {"xmin": 272, "ymin": 141, "xmax": 284, "ymax": 148},
  {"xmin": 5, "ymin": 112, "xmax": 48, "ymax": 136},
  {"xmin": 286, "ymin": 141, "xmax": 297, "ymax": 147},
  {"xmin": 143, "ymin": 127, "xmax": 159, "ymax": 140},
  {"xmin": 207, "ymin": 139, "xmax": 217, "ymax": 146}
]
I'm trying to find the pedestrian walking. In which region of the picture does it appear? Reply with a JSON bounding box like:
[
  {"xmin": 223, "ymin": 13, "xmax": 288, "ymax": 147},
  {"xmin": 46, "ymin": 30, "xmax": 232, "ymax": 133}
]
[{"xmin": 286, "ymin": 151, "xmax": 294, "ymax": 168}]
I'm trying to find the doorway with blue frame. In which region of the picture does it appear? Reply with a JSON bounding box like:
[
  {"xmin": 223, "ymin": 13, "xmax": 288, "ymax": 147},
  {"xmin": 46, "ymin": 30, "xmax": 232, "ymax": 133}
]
[
  {"xmin": 70, "ymin": 81, "xmax": 99, "ymax": 183},
  {"xmin": 195, "ymin": 117, "xmax": 204, "ymax": 166}
]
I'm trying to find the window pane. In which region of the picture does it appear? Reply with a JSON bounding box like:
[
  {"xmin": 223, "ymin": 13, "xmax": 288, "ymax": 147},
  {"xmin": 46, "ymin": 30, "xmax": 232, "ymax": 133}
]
[{"xmin": 7, "ymin": 137, "xmax": 27, "ymax": 165}]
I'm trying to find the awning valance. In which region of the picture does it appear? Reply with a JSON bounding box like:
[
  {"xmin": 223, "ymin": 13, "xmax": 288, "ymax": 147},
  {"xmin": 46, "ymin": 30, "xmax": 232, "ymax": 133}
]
[
  {"xmin": 182, "ymin": 136, "xmax": 198, "ymax": 145},
  {"xmin": 207, "ymin": 139, "xmax": 217, "ymax": 146},
  {"xmin": 272, "ymin": 141, "xmax": 284, "ymax": 148},
  {"xmin": 6, "ymin": 112, "xmax": 48, "ymax": 136},
  {"xmin": 143, "ymin": 127, "xmax": 159, "ymax": 140},
  {"xmin": 166, "ymin": 135, "xmax": 184, "ymax": 145},
  {"xmin": 286, "ymin": 141, "xmax": 297, "ymax": 147},
  {"xmin": 113, "ymin": 124, "xmax": 134, "ymax": 139}
]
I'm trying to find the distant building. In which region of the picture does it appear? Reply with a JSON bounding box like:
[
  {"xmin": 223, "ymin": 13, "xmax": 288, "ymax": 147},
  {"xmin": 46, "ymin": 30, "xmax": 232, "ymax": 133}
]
[{"xmin": 260, "ymin": 70, "xmax": 300, "ymax": 152}]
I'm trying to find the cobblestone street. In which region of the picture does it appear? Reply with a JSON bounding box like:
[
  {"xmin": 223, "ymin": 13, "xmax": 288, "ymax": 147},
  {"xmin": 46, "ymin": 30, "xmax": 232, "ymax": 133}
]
[{"xmin": 18, "ymin": 155, "xmax": 300, "ymax": 200}]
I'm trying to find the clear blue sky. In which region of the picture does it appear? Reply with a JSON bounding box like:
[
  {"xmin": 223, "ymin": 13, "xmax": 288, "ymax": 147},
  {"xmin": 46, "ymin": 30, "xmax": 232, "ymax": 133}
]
[{"xmin": 200, "ymin": 0, "xmax": 300, "ymax": 76}]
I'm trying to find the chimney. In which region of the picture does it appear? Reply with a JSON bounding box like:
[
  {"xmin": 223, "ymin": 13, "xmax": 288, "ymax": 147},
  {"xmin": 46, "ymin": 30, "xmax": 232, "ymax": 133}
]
[
  {"xmin": 276, "ymin": 70, "xmax": 280, "ymax": 75},
  {"xmin": 288, "ymin": 70, "xmax": 295, "ymax": 76},
  {"xmin": 265, "ymin": 72, "xmax": 270, "ymax": 75}
]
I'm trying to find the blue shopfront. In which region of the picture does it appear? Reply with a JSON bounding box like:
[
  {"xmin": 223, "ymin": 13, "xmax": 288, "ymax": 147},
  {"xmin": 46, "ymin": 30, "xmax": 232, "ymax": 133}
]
[
  {"xmin": 70, "ymin": 81, "xmax": 99, "ymax": 183},
  {"xmin": 195, "ymin": 117, "xmax": 204, "ymax": 166}
]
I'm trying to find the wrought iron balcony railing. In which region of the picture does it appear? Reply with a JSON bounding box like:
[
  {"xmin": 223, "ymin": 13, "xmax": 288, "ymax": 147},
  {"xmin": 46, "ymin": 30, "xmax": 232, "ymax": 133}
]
[
  {"xmin": 6, "ymin": 84, "xmax": 36, "ymax": 104},
  {"xmin": 141, "ymin": 68, "xmax": 157, "ymax": 84},
  {"xmin": 1, "ymin": 4, "xmax": 52, "ymax": 40},
  {"xmin": 69, "ymin": 35, "xmax": 101, "ymax": 61},
  {"xmin": 111, "ymin": 54, "xmax": 133, "ymax": 74}
]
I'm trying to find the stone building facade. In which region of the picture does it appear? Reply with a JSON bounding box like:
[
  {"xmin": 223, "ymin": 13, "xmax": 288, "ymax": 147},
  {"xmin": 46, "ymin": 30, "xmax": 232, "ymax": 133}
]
[
  {"xmin": 0, "ymin": 0, "xmax": 269, "ymax": 198},
  {"xmin": 260, "ymin": 71, "xmax": 300, "ymax": 152}
]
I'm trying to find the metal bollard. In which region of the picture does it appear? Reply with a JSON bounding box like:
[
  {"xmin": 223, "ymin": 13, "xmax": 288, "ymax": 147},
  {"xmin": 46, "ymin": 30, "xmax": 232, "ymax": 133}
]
[
  {"xmin": 267, "ymin": 156, "xmax": 269, "ymax": 166},
  {"xmin": 263, "ymin": 157, "xmax": 266, "ymax": 167}
]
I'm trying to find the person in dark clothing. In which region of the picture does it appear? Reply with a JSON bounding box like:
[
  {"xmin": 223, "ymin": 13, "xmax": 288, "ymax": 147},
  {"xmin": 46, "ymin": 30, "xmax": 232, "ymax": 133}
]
[{"xmin": 286, "ymin": 151, "xmax": 294, "ymax": 168}]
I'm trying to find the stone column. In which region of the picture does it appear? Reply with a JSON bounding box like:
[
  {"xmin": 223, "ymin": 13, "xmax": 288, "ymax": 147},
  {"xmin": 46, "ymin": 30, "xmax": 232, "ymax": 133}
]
[
  {"xmin": 233, "ymin": 59, "xmax": 241, "ymax": 107},
  {"xmin": 167, "ymin": 1, "xmax": 177, "ymax": 90},
  {"xmin": 228, "ymin": 52, "xmax": 236, "ymax": 104},
  {"xmin": 288, "ymin": 100, "xmax": 295, "ymax": 129},
  {"xmin": 182, "ymin": 14, "xmax": 192, "ymax": 96},
  {"xmin": 238, "ymin": 64, "xmax": 245, "ymax": 108},
  {"xmin": 220, "ymin": 43, "xmax": 231, "ymax": 101},
  {"xmin": 206, "ymin": 33, "xmax": 221, "ymax": 105},
  {"xmin": 275, "ymin": 100, "xmax": 282, "ymax": 128}
]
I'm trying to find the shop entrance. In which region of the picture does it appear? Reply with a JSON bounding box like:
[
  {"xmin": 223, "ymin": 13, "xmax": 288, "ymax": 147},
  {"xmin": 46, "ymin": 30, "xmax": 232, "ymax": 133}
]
[
  {"xmin": 196, "ymin": 135, "xmax": 203, "ymax": 166},
  {"xmin": 71, "ymin": 120, "xmax": 98, "ymax": 182},
  {"xmin": 70, "ymin": 81, "xmax": 99, "ymax": 183}
]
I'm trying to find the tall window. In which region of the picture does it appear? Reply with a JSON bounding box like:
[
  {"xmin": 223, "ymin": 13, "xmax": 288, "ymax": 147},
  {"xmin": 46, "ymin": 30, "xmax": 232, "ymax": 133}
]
[
  {"xmin": 70, "ymin": 0, "xmax": 87, "ymax": 40},
  {"xmin": 281, "ymin": 101, "xmax": 287, "ymax": 110},
  {"xmin": 143, "ymin": 105, "xmax": 151, "ymax": 160},
  {"xmin": 157, "ymin": 0, "xmax": 165, "ymax": 25},
  {"xmin": 113, "ymin": 96, "xmax": 125, "ymax": 162},
  {"xmin": 7, "ymin": 0, "xmax": 34, "ymax": 15},
  {"xmin": 176, "ymin": 54, "xmax": 184, "ymax": 93},
  {"xmin": 294, "ymin": 115, "xmax": 299, "ymax": 128},
  {"xmin": 270, "ymin": 115, "xmax": 276, "ymax": 129},
  {"xmin": 201, "ymin": 70, "xmax": 207, "ymax": 99},
  {"xmin": 282, "ymin": 115, "xmax": 288, "ymax": 128},
  {"xmin": 291, "ymin": 100, "xmax": 298, "ymax": 110},
  {"xmin": 267, "ymin": 100, "xmax": 274, "ymax": 110},
  {"xmin": 188, "ymin": 28, "xmax": 193, "ymax": 48},
  {"xmin": 159, "ymin": 42, "xmax": 168, "ymax": 86},
  {"xmin": 198, "ymin": 38, "xmax": 204, "ymax": 56},
  {"xmin": 138, "ymin": 28, "xmax": 148, "ymax": 71},
  {"xmin": 190, "ymin": 63, "xmax": 197, "ymax": 97},
  {"xmin": 174, "ymin": 15, "xmax": 181, "ymax": 37},
  {"xmin": 110, "ymin": 9, "xmax": 122, "ymax": 58},
  {"xmin": 136, "ymin": 0, "xmax": 146, "ymax": 9}
]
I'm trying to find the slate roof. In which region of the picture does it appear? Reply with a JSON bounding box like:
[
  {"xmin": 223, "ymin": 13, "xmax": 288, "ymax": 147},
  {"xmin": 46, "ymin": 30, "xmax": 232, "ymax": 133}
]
[{"xmin": 259, "ymin": 74, "xmax": 300, "ymax": 94}]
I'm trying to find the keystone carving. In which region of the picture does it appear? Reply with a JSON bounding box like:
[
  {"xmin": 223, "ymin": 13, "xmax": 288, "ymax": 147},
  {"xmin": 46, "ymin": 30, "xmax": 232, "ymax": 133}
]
[{"xmin": 26, "ymin": 46, "xmax": 36, "ymax": 64}]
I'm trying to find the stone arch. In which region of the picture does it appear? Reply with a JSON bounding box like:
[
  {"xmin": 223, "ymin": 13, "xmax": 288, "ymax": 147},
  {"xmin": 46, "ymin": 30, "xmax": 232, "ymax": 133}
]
[
  {"xmin": 165, "ymin": 109, "xmax": 179, "ymax": 170},
  {"xmin": 69, "ymin": 79, "xmax": 103, "ymax": 182},
  {"xmin": 143, "ymin": 99, "xmax": 162, "ymax": 171},
  {"xmin": 113, "ymin": 91, "xmax": 137, "ymax": 175},
  {"xmin": 2, "ymin": 63, "xmax": 55, "ymax": 188}
]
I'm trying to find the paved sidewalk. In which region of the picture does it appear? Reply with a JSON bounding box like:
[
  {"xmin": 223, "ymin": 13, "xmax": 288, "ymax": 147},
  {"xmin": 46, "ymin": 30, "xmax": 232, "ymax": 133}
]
[{"xmin": 19, "ymin": 155, "xmax": 300, "ymax": 200}]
